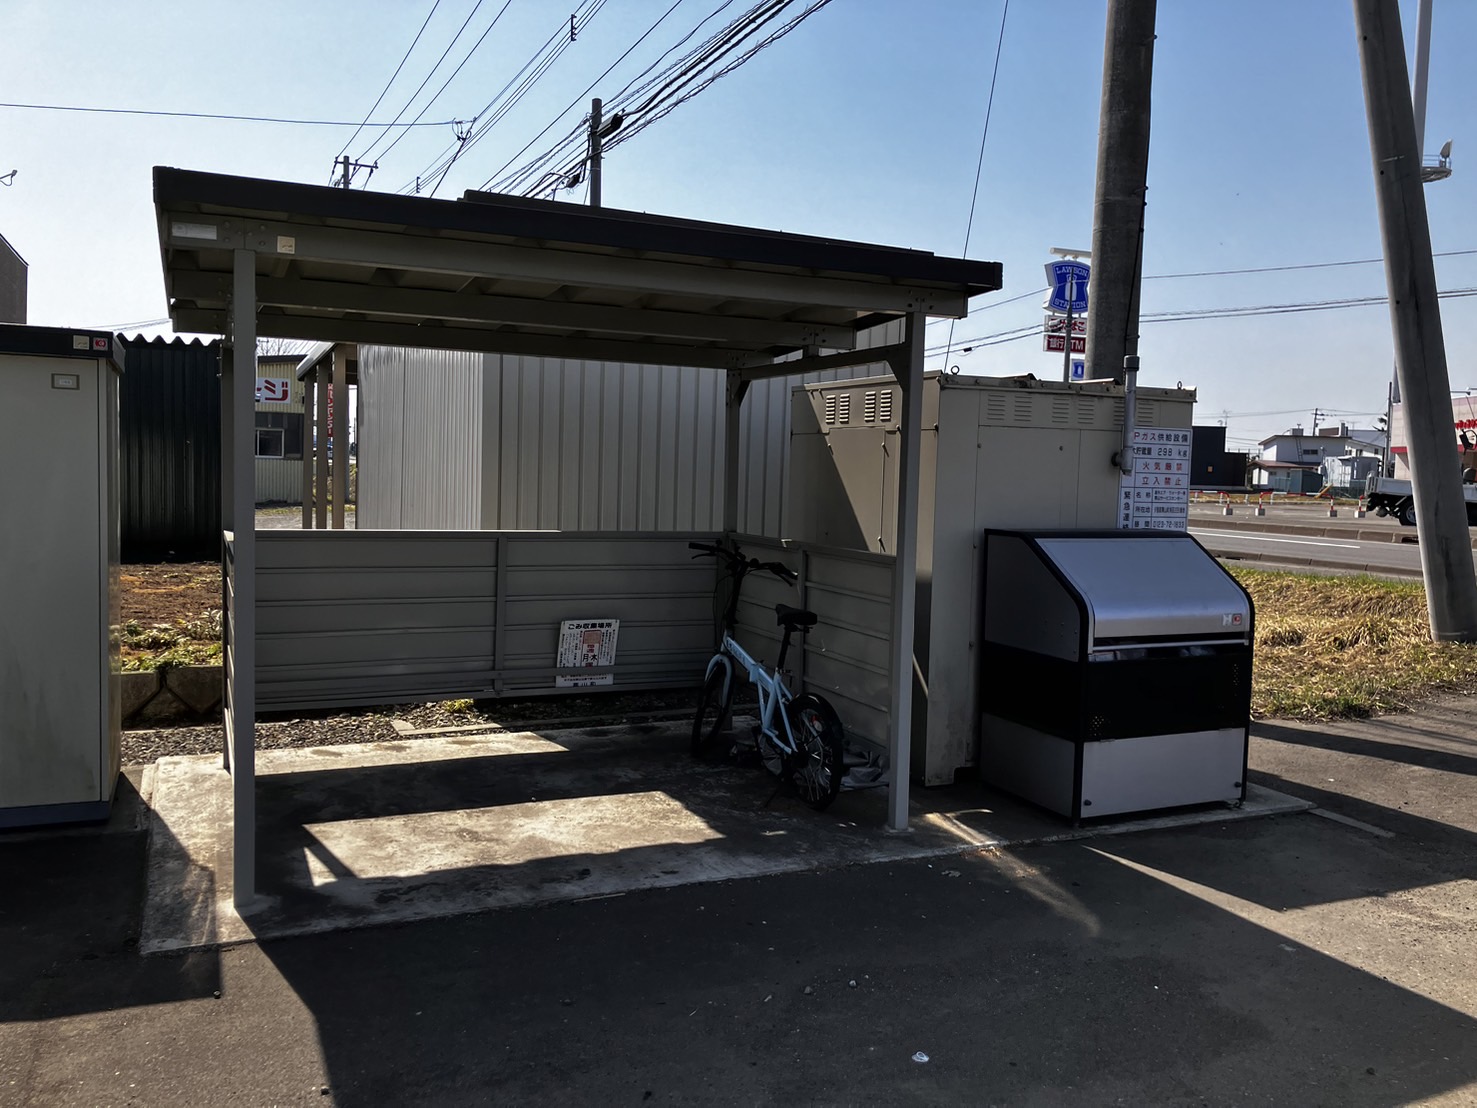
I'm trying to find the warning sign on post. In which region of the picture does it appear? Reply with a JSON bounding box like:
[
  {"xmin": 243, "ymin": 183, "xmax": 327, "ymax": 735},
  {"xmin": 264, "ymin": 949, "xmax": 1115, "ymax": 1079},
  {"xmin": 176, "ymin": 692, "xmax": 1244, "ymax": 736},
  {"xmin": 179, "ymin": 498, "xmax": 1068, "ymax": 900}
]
[
  {"xmin": 1118, "ymin": 428, "xmax": 1192, "ymax": 530},
  {"xmin": 555, "ymin": 619, "xmax": 620, "ymax": 687}
]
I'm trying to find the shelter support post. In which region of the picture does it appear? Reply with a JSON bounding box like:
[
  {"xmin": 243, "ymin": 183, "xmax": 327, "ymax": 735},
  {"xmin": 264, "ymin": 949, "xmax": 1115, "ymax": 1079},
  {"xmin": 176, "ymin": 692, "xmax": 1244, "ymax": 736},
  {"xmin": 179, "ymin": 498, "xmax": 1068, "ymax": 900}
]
[
  {"xmin": 300, "ymin": 373, "xmax": 314, "ymax": 529},
  {"xmin": 722, "ymin": 371, "xmax": 749, "ymax": 533},
  {"xmin": 332, "ymin": 345, "xmax": 348, "ymax": 529},
  {"xmin": 314, "ymin": 363, "xmax": 329, "ymax": 530},
  {"xmin": 228, "ymin": 248, "xmax": 258, "ymax": 906},
  {"xmin": 884, "ymin": 312, "xmax": 925, "ymax": 830},
  {"xmin": 219, "ymin": 343, "xmax": 235, "ymax": 769}
]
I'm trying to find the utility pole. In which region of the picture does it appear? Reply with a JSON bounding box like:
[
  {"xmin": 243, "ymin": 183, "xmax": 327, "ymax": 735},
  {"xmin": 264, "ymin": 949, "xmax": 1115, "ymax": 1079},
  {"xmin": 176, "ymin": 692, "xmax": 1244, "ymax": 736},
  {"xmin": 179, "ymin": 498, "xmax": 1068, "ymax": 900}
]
[
  {"xmin": 1085, "ymin": 0, "xmax": 1156, "ymax": 384},
  {"xmin": 335, "ymin": 156, "xmax": 378, "ymax": 189},
  {"xmin": 1353, "ymin": 0, "xmax": 1477, "ymax": 642},
  {"xmin": 589, "ymin": 99, "xmax": 603, "ymax": 208}
]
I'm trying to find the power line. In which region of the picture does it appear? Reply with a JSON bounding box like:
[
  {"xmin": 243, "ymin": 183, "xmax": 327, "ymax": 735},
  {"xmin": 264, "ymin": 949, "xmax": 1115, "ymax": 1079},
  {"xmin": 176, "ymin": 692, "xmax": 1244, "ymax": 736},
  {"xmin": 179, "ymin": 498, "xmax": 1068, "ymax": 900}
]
[
  {"xmin": 938, "ymin": 0, "xmax": 1008, "ymax": 371},
  {"xmin": 371, "ymin": 0, "xmax": 523, "ymax": 170},
  {"xmin": 334, "ymin": 0, "xmax": 446, "ymax": 166},
  {"xmin": 401, "ymin": 0, "xmax": 610, "ymax": 196},
  {"xmin": 1145, "ymin": 248, "xmax": 1477, "ymax": 280},
  {"xmin": 926, "ymin": 284, "xmax": 1477, "ymax": 358},
  {"xmin": 0, "ymin": 101, "xmax": 457, "ymax": 128},
  {"xmin": 476, "ymin": 0, "xmax": 693, "ymax": 192},
  {"xmin": 356, "ymin": 0, "xmax": 491, "ymax": 163},
  {"xmin": 486, "ymin": 0, "xmax": 832, "ymax": 198}
]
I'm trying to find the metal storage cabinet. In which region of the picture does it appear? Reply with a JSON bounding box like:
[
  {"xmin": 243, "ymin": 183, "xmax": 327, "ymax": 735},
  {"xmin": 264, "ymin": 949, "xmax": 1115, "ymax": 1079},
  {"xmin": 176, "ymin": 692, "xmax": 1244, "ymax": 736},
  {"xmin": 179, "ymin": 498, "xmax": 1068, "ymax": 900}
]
[
  {"xmin": 979, "ymin": 529, "xmax": 1253, "ymax": 821},
  {"xmin": 0, "ymin": 325, "xmax": 123, "ymax": 827},
  {"xmin": 788, "ymin": 372, "xmax": 1196, "ymax": 784}
]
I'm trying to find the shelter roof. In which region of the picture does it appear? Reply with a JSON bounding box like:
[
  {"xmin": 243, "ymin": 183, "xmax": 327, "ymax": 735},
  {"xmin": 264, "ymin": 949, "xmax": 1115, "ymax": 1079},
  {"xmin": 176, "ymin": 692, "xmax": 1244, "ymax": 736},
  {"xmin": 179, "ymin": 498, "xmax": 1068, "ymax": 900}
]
[{"xmin": 153, "ymin": 168, "xmax": 1002, "ymax": 372}]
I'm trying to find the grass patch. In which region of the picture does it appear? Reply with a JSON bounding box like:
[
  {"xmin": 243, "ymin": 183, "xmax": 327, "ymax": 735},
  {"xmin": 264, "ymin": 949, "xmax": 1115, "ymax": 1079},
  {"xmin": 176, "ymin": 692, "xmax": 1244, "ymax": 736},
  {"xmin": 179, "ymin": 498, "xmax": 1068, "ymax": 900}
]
[{"xmin": 1233, "ymin": 567, "xmax": 1477, "ymax": 720}]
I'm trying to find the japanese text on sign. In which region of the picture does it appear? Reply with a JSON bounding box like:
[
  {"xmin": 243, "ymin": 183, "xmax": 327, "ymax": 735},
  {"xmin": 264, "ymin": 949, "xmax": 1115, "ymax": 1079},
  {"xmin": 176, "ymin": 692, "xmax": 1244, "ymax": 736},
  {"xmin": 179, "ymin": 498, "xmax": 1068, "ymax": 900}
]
[
  {"xmin": 1118, "ymin": 428, "xmax": 1191, "ymax": 530},
  {"xmin": 556, "ymin": 618, "xmax": 620, "ymax": 687}
]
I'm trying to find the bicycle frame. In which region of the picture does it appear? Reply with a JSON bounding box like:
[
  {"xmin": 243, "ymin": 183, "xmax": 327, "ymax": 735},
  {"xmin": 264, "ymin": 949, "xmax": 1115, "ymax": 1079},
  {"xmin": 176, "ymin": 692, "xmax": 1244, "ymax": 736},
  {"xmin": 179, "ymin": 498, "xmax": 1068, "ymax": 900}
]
[{"xmin": 706, "ymin": 632, "xmax": 799, "ymax": 757}]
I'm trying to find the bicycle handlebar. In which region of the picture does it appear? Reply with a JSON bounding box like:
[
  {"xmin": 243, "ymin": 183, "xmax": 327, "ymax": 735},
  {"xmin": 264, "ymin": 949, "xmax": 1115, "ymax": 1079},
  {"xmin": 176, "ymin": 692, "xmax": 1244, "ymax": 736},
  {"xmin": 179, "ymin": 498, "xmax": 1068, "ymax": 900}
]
[{"xmin": 689, "ymin": 542, "xmax": 796, "ymax": 585}]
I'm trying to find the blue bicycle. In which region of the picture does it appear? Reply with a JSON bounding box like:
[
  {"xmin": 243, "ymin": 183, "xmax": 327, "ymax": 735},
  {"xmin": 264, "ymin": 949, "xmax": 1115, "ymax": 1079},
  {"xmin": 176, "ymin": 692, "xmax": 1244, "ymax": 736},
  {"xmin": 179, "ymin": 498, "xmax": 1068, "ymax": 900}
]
[{"xmin": 688, "ymin": 539, "xmax": 845, "ymax": 811}]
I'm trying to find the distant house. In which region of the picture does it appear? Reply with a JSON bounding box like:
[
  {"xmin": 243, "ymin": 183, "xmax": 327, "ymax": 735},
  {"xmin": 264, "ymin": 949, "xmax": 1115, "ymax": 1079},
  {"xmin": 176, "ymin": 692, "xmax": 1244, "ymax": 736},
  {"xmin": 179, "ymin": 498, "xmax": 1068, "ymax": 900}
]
[{"xmin": 1251, "ymin": 422, "xmax": 1384, "ymax": 493}]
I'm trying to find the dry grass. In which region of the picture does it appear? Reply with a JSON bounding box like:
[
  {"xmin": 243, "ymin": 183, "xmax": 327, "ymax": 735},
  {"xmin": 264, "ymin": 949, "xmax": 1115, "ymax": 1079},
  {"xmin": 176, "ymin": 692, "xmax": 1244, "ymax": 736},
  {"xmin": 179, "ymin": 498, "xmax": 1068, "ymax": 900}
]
[{"xmin": 1234, "ymin": 567, "xmax": 1477, "ymax": 720}]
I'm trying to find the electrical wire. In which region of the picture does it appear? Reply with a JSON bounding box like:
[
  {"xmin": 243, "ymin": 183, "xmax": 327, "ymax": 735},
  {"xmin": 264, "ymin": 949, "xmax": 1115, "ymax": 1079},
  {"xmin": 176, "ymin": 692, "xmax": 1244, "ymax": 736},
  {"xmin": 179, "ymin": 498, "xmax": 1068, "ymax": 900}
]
[
  {"xmin": 0, "ymin": 101, "xmax": 457, "ymax": 127},
  {"xmin": 401, "ymin": 0, "xmax": 609, "ymax": 196},
  {"xmin": 486, "ymin": 0, "xmax": 810, "ymax": 196},
  {"xmin": 938, "ymin": 0, "xmax": 1008, "ymax": 371},
  {"xmin": 334, "ymin": 0, "xmax": 445, "ymax": 166},
  {"xmin": 356, "ymin": 0, "xmax": 490, "ymax": 163},
  {"xmin": 499, "ymin": 0, "xmax": 836, "ymax": 198},
  {"xmin": 474, "ymin": 0, "xmax": 744, "ymax": 197},
  {"xmin": 476, "ymin": 0, "xmax": 692, "ymax": 192},
  {"xmin": 372, "ymin": 0, "xmax": 524, "ymax": 170},
  {"xmin": 926, "ymin": 285, "xmax": 1477, "ymax": 358}
]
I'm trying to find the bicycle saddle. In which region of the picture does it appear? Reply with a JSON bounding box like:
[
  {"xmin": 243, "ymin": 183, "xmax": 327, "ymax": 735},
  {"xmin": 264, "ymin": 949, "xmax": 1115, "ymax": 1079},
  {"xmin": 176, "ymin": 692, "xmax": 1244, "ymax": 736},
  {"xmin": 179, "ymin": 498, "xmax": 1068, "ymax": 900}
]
[{"xmin": 775, "ymin": 604, "xmax": 818, "ymax": 631}]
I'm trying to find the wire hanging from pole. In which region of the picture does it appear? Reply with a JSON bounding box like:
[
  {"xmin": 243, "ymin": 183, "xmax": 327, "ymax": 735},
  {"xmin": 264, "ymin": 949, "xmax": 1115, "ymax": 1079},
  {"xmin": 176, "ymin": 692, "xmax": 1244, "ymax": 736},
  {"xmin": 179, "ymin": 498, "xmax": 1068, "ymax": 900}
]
[{"xmin": 939, "ymin": 0, "xmax": 1009, "ymax": 373}]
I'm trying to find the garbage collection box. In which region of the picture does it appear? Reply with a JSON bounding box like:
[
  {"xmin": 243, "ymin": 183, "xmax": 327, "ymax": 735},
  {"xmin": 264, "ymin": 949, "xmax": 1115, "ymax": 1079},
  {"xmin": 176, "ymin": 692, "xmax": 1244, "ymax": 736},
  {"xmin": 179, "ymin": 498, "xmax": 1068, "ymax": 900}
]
[
  {"xmin": 978, "ymin": 529, "xmax": 1253, "ymax": 821},
  {"xmin": 0, "ymin": 325, "xmax": 123, "ymax": 827}
]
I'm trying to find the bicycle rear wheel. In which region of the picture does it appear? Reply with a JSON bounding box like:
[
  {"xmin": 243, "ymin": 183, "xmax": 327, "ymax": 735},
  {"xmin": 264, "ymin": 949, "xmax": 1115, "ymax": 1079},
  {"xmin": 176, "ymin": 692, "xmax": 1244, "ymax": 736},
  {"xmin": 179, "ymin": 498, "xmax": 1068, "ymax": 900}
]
[
  {"xmin": 692, "ymin": 665, "xmax": 733, "ymax": 760},
  {"xmin": 784, "ymin": 694, "xmax": 844, "ymax": 810}
]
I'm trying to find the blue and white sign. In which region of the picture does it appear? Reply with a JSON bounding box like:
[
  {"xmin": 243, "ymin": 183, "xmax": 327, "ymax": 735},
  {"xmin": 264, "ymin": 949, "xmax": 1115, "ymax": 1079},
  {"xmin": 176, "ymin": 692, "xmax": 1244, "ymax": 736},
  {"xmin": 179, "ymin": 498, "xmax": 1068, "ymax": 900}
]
[
  {"xmin": 1045, "ymin": 260, "xmax": 1090, "ymax": 315},
  {"xmin": 1070, "ymin": 359, "xmax": 1086, "ymax": 382}
]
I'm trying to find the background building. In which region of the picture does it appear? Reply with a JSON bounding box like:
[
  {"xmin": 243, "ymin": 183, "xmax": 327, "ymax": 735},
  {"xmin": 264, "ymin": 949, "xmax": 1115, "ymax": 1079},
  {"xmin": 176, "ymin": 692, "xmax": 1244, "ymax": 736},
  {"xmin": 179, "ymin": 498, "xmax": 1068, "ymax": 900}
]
[{"xmin": 0, "ymin": 232, "xmax": 25, "ymax": 323}]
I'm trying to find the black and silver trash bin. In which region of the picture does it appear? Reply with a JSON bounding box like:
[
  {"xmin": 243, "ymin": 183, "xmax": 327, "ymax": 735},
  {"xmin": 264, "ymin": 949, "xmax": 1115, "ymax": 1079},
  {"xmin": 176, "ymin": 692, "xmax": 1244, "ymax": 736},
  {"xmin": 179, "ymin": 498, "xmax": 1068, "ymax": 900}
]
[{"xmin": 978, "ymin": 529, "xmax": 1253, "ymax": 821}]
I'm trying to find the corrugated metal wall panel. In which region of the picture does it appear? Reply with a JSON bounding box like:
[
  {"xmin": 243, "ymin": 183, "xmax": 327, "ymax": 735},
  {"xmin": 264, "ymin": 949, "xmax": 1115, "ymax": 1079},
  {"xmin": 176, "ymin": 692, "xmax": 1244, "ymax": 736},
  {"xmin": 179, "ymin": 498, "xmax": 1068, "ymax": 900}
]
[
  {"xmin": 254, "ymin": 530, "xmax": 715, "ymax": 711},
  {"xmin": 358, "ymin": 322, "xmax": 899, "ymax": 537},
  {"xmin": 254, "ymin": 459, "xmax": 301, "ymax": 503},
  {"xmin": 357, "ymin": 346, "xmax": 481, "ymax": 529},
  {"xmin": 118, "ymin": 336, "xmax": 221, "ymax": 561}
]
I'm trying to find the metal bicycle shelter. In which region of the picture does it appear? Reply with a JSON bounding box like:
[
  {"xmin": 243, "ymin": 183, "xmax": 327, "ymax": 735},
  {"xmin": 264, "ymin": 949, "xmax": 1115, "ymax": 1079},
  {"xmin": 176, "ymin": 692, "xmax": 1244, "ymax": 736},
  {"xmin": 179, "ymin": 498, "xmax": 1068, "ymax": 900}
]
[{"xmin": 153, "ymin": 167, "xmax": 1002, "ymax": 906}]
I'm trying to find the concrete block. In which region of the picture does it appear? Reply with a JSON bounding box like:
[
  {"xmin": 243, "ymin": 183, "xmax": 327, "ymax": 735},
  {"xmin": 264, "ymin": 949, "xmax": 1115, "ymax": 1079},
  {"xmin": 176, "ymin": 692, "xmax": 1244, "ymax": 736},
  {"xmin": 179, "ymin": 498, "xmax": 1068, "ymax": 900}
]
[
  {"xmin": 165, "ymin": 665, "xmax": 223, "ymax": 716},
  {"xmin": 133, "ymin": 685, "xmax": 190, "ymax": 726},
  {"xmin": 121, "ymin": 671, "xmax": 161, "ymax": 720},
  {"xmin": 1254, "ymin": 506, "xmax": 1266, "ymax": 517}
]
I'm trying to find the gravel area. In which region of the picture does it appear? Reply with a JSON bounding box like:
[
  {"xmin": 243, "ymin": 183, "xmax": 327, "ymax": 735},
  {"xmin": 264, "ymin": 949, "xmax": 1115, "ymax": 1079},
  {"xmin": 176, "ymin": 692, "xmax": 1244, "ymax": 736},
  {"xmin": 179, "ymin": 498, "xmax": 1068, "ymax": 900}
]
[{"xmin": 121, "ymin": 688, "xmax": 707, "ymax": 766}]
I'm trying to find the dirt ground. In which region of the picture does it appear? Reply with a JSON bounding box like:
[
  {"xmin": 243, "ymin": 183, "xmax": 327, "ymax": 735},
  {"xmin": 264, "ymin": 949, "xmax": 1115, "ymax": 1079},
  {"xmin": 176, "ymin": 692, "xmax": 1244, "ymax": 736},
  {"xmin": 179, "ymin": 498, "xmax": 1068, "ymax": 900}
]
[{"xmin": 119, "ymin": 562, "xmax": 220, "ymax": 671}]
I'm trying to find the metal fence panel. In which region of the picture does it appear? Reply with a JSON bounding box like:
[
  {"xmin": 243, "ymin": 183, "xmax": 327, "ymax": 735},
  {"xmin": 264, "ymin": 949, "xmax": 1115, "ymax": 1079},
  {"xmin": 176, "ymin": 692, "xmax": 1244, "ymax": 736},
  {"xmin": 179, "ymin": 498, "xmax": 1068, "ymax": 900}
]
[{"xmin": 253, "ymin": 530, "xmax": 716, "ymax": 711}]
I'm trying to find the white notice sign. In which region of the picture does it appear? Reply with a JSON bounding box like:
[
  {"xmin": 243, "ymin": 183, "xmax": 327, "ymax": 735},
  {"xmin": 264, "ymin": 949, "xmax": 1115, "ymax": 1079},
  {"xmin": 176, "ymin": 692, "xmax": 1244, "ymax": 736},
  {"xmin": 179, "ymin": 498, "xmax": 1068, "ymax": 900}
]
[
  {"xmin": 1118, "ymin": 428, "xmax": 1192, "ymax": 530},
  {"xmin": 555, "ymin": 618, "xmax": 620, "ymax": 687}
]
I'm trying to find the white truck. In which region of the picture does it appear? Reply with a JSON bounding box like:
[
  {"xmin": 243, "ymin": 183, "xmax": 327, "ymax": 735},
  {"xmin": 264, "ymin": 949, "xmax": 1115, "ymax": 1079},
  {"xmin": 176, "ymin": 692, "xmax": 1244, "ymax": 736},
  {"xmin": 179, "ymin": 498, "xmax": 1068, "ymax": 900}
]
[{"xmin": 1364, "ymin": 475, "xmax": 1477, "ymax": 527}]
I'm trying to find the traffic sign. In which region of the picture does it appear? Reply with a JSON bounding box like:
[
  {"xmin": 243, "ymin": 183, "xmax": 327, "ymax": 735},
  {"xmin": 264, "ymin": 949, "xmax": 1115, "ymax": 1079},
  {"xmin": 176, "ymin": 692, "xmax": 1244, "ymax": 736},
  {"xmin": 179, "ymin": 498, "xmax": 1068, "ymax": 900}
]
[
  {"xmin": 1070, "ymin": 359, "xmax": 1086, "ymax": 381},
  {"xmin": 1044, "ymin": 315, "xmax": 1087, "ymax": 337},
  {"xmin": 1044, "ymin": 333, "xmax": 1086, "ymax": 354},
  {"xmin": 1045, "ymin": 260, "xmax": 1090, "ymax": 314}
]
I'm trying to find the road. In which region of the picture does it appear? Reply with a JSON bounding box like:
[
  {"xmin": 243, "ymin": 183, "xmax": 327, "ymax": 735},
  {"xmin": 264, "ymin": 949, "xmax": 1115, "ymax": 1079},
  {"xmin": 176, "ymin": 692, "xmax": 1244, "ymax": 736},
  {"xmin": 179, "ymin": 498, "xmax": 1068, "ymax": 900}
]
[{"xmin": 1190, "ymin": 526, "xmax": 1427, "ymax": 577}]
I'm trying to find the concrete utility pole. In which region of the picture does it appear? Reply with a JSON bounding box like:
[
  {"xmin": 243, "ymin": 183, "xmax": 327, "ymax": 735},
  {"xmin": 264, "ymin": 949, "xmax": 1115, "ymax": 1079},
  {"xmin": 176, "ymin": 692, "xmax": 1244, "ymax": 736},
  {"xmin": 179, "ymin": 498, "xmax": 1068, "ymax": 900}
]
[
  {"xmin": 1085, "ymin": 0, "xmax": 1156, "ymax": 384},
  {"xmin": 589, "ymin": 98, "xmax": 603, "ymax": 208},
  {"xmin": 1353, "ymin": 0, "xmax": 1477, "ymax": 642}
]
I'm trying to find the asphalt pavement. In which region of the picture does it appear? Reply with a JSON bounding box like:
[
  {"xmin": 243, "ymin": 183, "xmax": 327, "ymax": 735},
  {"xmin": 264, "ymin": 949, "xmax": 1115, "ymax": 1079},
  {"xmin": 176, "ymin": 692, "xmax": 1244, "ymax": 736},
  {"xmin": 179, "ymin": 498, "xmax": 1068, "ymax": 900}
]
[
  {"xmin": 3, "ymin": 700, "xmax": 1476, "ymax": 1106},
  {"xmin": 1187, "ymin": 504, "xmax": 1443, "ymax": 577}
]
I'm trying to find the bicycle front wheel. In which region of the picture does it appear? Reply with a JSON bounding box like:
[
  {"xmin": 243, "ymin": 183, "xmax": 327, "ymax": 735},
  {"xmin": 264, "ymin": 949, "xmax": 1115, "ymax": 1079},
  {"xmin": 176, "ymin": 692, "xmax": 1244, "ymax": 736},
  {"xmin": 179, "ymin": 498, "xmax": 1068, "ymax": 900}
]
[
  {"xmin": 784, "ymin": 694, "xmax": 844, "ymax": 810},
  {"xmin": 692, "ymin": 665, "xmax": 733, "ymax": 761}
]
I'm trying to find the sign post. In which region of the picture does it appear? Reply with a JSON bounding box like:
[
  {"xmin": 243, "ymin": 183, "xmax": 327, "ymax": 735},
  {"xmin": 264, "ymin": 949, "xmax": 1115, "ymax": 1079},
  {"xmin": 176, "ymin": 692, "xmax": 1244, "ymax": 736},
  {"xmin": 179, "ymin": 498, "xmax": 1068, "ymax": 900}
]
[{"xmin": 1044, "ymin": 257, "xmax": 1090, "ymax": 383}]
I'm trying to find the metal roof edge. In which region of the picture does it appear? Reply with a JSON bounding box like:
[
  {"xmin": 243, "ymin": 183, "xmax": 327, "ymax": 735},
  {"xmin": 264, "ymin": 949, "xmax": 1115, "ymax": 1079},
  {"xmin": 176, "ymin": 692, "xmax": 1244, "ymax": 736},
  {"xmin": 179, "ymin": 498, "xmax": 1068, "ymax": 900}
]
[{"xmin": 152, "ymin": 166, "xmax": 1004, "ymax": 293}]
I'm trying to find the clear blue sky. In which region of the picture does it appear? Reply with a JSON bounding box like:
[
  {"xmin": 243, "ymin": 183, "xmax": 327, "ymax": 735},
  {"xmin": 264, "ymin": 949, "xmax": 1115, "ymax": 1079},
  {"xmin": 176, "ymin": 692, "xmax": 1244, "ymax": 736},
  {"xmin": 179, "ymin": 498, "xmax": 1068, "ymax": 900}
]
[{"xmin": 3, "ymin": 0, "xmax": 1473, "ymax": 452}]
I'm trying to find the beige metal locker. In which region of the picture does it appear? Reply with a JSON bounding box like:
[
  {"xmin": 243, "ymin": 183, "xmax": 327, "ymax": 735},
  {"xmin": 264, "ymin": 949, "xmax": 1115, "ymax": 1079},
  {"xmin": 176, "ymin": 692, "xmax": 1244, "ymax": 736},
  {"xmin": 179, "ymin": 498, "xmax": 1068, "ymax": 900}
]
[
  {"xmin": 0, "ymin": 326, "xmax": 123, "ymax": 827},
  {"xmin": 788, "ymin": 372, "xmax": 1195, "ymax": 784}
]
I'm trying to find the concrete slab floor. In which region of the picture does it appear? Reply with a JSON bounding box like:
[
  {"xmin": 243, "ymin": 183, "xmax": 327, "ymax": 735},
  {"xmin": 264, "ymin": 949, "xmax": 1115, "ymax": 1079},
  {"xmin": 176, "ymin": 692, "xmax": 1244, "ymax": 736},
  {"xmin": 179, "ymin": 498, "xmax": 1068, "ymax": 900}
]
[{"xmin": 141, "ymin": 721, "xmax": 1309, "ymax": 953}]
